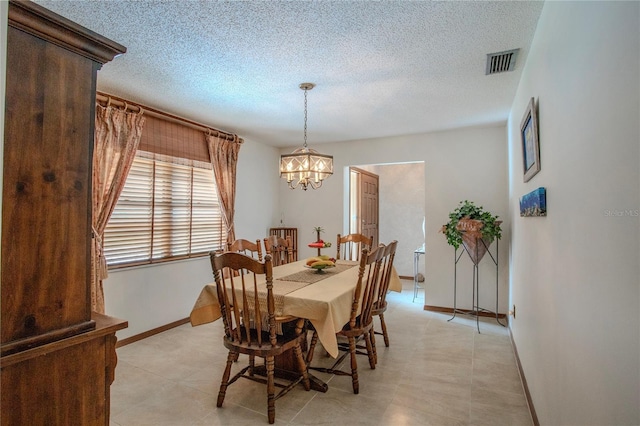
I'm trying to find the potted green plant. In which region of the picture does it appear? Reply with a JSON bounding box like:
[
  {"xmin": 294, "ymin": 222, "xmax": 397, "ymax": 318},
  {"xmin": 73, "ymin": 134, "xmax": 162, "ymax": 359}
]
[{"xmin": 441, "ymin": 200, "xmax": 502, "ymax": 264}]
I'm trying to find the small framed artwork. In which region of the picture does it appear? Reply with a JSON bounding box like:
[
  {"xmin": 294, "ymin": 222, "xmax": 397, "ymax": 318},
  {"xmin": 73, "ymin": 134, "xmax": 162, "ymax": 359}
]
[
  {"xmin": 520, "ymin": 97, "xmax": 540, "ymax": 182},
  {"xmin": 520, "ymin": 187, "xmax": 546, "ymax": 217}
]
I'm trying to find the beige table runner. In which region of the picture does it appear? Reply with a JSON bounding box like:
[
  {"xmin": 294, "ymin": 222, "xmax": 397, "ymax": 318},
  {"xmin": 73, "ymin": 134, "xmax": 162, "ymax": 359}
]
[{"xmin": 277, "ymin": 263, "xmax": 355, "ymax": 284}]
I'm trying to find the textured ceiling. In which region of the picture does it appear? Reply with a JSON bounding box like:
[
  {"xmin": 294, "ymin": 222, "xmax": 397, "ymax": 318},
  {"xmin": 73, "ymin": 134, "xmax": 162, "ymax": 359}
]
[{"xmin": 33, "ymin": 0, "xmax": 544, "ymax": 148}]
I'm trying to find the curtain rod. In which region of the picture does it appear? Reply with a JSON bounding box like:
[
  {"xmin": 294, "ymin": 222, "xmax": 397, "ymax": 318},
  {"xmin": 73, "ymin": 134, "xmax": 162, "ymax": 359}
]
[{"xmin": 96, "ymin": 92, "xmax": 243, "ymax": 143}]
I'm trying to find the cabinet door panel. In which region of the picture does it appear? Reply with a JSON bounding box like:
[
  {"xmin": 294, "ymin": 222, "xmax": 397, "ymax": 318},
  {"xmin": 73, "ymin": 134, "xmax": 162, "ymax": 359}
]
[{"xmin": 2, "ymin": 27, "xmax": 95, "ymax": 345}]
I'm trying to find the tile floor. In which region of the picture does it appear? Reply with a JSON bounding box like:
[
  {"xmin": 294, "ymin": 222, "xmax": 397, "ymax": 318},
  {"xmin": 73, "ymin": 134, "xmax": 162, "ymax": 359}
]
[{"xmin": 110, "ymin": 280, "xmax": 533, "ymax": 425}]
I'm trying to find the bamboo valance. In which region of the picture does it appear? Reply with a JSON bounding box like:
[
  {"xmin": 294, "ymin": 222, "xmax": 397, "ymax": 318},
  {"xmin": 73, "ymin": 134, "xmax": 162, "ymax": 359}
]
[{"xmin": 96, "ymin": 92, "xmax": 243, "ymax": 163}]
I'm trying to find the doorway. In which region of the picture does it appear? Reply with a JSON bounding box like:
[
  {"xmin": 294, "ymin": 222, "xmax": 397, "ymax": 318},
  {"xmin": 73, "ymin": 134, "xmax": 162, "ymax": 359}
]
[
  {"xmin": 347, "ymin": 162, "xmax": 425, "ymax": 280},
  {"xmin": 349, "ymin": 167, "xmax": 379, "ymax": 247}
]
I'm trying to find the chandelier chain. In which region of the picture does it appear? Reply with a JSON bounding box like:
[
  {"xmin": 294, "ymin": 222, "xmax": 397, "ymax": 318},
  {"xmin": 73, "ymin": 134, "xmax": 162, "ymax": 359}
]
[{"xmin": 303, "ymin": 87, "xmax": 308, "ymax": 148}]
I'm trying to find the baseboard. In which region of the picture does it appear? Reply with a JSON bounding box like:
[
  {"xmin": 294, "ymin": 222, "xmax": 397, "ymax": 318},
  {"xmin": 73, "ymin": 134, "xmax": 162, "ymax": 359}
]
[
  {"xmin": 116, "ymin": 317, "xmax": 190, "ymax": 348},
  {"xmin": 509, "ymin": 326, "xmax": 540, "ymax": 426},
  {"xmin": 423, "ymin": 304, "xmax": 507, "ymax": 319}
]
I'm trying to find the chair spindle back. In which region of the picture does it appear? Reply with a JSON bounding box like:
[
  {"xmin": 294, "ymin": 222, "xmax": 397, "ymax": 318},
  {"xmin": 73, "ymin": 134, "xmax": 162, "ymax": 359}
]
[
  {"xmin": 375, "ymin": 240, "xmax": 398, "ymax": 309},
  {"xmin": 227, "ymin": 238, "xmax": 263, "ymax": 261},
  {"xmin": 210, "ymin": 251, "xmax": 276, "ymax": 348},
  {"xmin": 336, "ymin": 233, "xmax": 373, "ymax": 261},
  {"xmin": 349, "ymin": 244, "xmax": 386, "ymax": 330},
  {"xmin": 263, "ymin": 235, "xmax": 293, "ymax": 266}
]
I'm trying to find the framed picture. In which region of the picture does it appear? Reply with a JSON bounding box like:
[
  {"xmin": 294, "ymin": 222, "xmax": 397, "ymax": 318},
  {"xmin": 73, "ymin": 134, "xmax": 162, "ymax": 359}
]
[
  {"xmin": 520, "ymin": 187, "xmax": 546, "ymax": 217},
  {"xmin": 520, "ymin": 97, "xmax": 540, "ymax": 182}
]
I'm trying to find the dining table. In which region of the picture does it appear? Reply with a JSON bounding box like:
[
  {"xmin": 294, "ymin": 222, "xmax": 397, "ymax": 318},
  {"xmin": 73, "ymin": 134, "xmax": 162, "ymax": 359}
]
[{"xmin": 189, "ymin": 257, "xmax": 402, "ymax": 390}]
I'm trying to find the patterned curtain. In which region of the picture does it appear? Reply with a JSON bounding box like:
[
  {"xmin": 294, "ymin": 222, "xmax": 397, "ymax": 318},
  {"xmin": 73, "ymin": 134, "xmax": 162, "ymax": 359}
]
[
  {"xmin": 92, "ymin": 104, "xmax": 145, "ymax": 313},
  {"xmin": 206, "ymin": 133, "xmax": 243, "ymax": 246}
]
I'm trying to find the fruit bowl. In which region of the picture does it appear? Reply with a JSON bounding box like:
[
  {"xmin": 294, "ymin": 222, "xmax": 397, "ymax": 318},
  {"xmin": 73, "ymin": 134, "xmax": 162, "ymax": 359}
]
[
  {"xmin": 304, "ymin": 256, "xmax": 336, "ymax": 273},
  {"xmin": 304, "ymin": 263, "xmax": 335, "ymax": 273}
]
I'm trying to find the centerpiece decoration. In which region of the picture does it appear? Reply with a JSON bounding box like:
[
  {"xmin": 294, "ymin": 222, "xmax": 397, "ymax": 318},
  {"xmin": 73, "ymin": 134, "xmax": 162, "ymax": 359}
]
[
  {"xmin": 304, "ymin": 255, "xmax": 336, "ymax": 273},
  {"xmin": 308, "ymin": 226, "xmax": 332, "ymax": 249},
  {"xmin": 441, "ymin": 200, "xmax": 502, "ymax": 265}
]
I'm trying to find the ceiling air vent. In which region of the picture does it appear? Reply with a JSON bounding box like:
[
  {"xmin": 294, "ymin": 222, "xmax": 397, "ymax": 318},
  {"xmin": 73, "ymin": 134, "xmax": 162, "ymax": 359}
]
[{"xmin": 485, "ymin": 49, "xmax": 520, "ymax": 75}]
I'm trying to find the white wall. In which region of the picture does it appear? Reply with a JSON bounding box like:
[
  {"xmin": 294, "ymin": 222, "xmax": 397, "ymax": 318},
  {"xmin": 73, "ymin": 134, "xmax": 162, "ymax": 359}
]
[
  {"xmin": 278, "ymin": 125, "xmax": 509, "ymax": 313},
  {"xmin": 508, "ymin": 2, "xmax": 639, "ymax": 424},
  {"xmin": 233, "ymin": 139, "xmax": 282, "ymax": 238},
  {"xmin": 422, "ymin": 126, "xmax": 509, "ymax": 313},
  {"xmin": 105, "ymin": 138, "xmax": 281, "ymax": 339}
]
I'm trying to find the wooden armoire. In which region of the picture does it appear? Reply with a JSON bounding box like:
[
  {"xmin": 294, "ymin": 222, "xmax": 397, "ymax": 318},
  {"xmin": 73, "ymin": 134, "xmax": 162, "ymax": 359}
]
[{"xmin": 1, "ymin": 1, "xmax": 127, "ymax": 424}]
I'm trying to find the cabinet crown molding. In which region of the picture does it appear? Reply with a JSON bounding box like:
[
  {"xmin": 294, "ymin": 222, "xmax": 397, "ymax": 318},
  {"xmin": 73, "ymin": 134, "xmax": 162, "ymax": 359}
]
[{"xmin": 9, "ymin": 0, "xmax": 126, "ymax": 65}]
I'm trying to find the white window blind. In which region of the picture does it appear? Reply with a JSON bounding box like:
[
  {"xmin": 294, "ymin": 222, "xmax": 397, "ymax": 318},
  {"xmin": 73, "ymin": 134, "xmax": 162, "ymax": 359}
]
[{"xmin": 104, "ymin": 152, "xmax": 225, "ymax": 267}]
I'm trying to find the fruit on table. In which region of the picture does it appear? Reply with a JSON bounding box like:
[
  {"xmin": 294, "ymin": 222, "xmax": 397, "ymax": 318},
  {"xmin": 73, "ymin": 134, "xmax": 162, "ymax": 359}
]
[
  {"xmin": 305, "ymin": 256, "xmax": 336, "ymax": 268},
  {"xmin": 311, "ymin": 260, "xmax": 333, "ymax": 269}
]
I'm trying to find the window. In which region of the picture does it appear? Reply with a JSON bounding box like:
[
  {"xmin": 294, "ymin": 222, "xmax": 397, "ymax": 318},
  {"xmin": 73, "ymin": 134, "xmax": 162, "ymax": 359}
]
[{"xmin": 104, "ymin": 151, "xmax": 226, "ymax": 267}]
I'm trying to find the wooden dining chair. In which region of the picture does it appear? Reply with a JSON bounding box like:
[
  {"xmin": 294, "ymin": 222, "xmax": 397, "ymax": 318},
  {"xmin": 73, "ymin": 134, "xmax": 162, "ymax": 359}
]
[
  {"xmin": 336, "ymin": 233, "xmax": 373, "ymax": 261},
  {"xmin": 227, "ymin": 238, "xmax": 263, "ymax": 261},
  {"xmin": 263, "ymin": 235, "xmax": 293, "ymax": 266},
  {"xmin": 210, "ymin": 251, "xmax": 310, "ymax": 424},
  {"xmin": 371, "ymin": 240, "xmax": 398, "ymax": 355},
  {"xmin": 306, "ymin": 244, "xmax": 386, "ymax": 394}
]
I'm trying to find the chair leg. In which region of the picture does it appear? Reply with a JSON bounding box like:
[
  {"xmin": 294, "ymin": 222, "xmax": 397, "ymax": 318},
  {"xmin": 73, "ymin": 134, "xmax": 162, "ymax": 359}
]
[
  {"xmin": 306, "ymin": 330, "xmax": 319, "ymax": 364},
  {"xmin": 365, "ymin": 331, "xmax": 376, "ymax": 369},
  {"xmin": 249, "ymin": 355, "xmax": 255, "ymax": 376},
  {"xmin": 217, "ymin": 351, "xmax": 235, "ymax": 407},
  {"xmin": 266, "ymin": 356, "xmax": 276, "ymax": 424},
  {"xmin": 294, "ymin": 342, "xmax": 311, "ymax": 391},
  {"xmin": 368, "ymin": 328, "xmax": 378, "ymax": 366},
  {"xmin": 379, "ymin": 313, "xmax": 390, "ymax": 347},
  {"xmin": 348, "ymin": 336, "xmax": 359, "ymax": 394}
]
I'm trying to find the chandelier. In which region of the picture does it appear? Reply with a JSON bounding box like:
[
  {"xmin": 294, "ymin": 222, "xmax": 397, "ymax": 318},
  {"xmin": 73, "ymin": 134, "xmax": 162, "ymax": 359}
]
[{"xmin": 280, "ymin": 83, "xmax": 333, "ymax": 190}]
